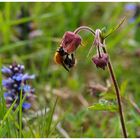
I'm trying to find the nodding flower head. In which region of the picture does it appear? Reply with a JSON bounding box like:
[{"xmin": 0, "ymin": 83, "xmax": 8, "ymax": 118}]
[
  {"xmin": 92, "ymin": 53, "xmax": 108, "ymax": 70},
  {"xmin": 91, "ymin": 29, "xmax": 108, "ymax": 70},
  {"xmin": 2, "ymin": 62, "xmax": 35, "ymax": 111},
  {"xmin": 60, "ymin": 31, "xmax": 82, "ymax": 54}
]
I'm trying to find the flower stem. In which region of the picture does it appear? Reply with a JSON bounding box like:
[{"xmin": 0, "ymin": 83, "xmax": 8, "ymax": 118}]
[
  {"xmin": 74, "ymin": 26, "xmax": 127, "ymax": 137},
  {"xmin": 97, "ymin": 45, "xmax": 101, "ymax": 58},
  {"xmin": 102, "ymin": 46, "xmax": 127, "ymax": 138},
  {"xmin": 74, "ymin": 26, "xmax": 95, "ymax": 35}
]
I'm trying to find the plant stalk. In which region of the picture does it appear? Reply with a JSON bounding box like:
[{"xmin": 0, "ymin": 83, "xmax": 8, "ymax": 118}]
[
  {"xmin": 74, "ymin": 26, "xmax": 95, "ymax": 35},
  {"xmin": 74, "ymin": 26, "xmax": 127, "ymax": 138},
  {"xmin": 102, "ymin": 46, "xmax": 127, "ymax": 138}
]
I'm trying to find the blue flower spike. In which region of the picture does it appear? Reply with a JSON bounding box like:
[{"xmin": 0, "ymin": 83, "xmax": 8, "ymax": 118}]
[{"xmin": 2, "ymin": 62, "xmax": 35, "ymax": 111}]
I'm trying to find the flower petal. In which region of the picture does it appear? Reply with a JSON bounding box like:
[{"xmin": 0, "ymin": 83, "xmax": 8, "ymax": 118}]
[
  {"xmin": 2, "ymin": 66, "xmax": 12, "ymax": 75},
  {"xmin": 125, "ymin": 4, "xmax": 136, "ymax": 11},
  {"xmin": 23, "ymin": 85, "xmax": 31, "ymax": 92},
  {"xmin": 4, "ymin": 92, "xmax": 9, "ymax": 98},
  {"xmin": 22, "ymin": 74, "xmax": 35, "ymax": 81},
  {"xmin": 22, "ymin": 102, "xmax": 31, "ymax": 110},
  {"xmin": 12, "ymin": 73, "xmax": 23, "ymax": 81},
  {"xmin": 2, "ymin": 78, "xmax": 14, "ymax": 89}
]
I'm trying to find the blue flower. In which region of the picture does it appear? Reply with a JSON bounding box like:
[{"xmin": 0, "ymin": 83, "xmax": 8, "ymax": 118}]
[
  {"xmin": 1, "ymin": 66, "xmax": 12, "ymax": 75},
  {"xmin": 19, "ymin": 85, "xmax": 31, "ymax": 93},
  {"xmin": 2, "ymin": 62, "xmax": 35, "ymax": 111},
  {"xmin": 12, "ymin": 73, "xmax": 23, "ymax": 81},
  {"xmin": 24, "ymin": 85, "xmax": 31, "ymax": 92},
  {"xmin": 125, "ymin": 4, "xmax": 136, "ymax": 11},
  {"xmin": 2, "ymin": 78, "xmax": 14, "ymax": 89},
  {"xmin": 125, "ymin": 4, "xmax": 140, "ymax": 25},
  {"xmin": 4, "ymin": 92, "xmax": 9, "ymax": 98},
  {"xmin": 22, "ymin": 102, "xmax": 31, "ymax": 110},
  {"xmin": 22, "ymin": 74, "xmax": 35, "ymax": 81},
  {"xmin": 129, "ymin": 17, "xmax": 136, "ymax": 23}
]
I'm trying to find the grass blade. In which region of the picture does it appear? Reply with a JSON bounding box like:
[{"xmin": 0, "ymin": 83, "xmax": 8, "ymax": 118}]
[{"xmin": 46, "ymin": 97, "xmax": 58, "ymax": 137}]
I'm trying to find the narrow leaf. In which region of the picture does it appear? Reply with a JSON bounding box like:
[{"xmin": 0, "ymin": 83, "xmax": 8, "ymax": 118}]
[
  {"xmin": 46, "ymin": 97, "xmax": 58, "ymax": 137},
  {"xmin": 88, "ymin": 103, "xmax": 118, "ymax": 112},
  {"xmin": 104, "ymin": 17, "xmax": 126, "ymax": 39}
]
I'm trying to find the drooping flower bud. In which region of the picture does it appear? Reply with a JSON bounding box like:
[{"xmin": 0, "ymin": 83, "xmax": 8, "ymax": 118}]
[
  {"xmin": 92, "ymin": 53, "xmax": 108, "ymax": 70},
  {"xmin": 60, "ymin": 31, "xmax": 82, "ymax": 54}
]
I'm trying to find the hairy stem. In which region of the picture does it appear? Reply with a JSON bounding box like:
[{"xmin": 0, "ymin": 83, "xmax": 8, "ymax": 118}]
[{"xmin": 102, "ymin": 46, "xmax": 127, "ymax": 138}]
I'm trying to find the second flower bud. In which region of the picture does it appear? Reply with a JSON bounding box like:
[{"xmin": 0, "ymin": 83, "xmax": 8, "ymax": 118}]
[{"xmin": 92, "ymin": 53, "xmax": 108, "ymax": 70}]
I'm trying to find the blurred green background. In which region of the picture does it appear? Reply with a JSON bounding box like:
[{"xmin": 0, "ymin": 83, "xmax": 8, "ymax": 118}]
[{"xmin": 0, "ymin": 2, "xmax": 140, "ymax": 138}]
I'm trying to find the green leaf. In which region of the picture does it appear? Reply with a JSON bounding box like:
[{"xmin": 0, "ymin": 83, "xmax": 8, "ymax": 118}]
[
  {"xmin": 0, "ymin": 99, "xmax": 17, "ymax": 130},
  {"xmin": 120, "ymin": 80, "xmax": 128, "ymax": 97},
  {"xmin": 0, "ymin": 11, "xmax": 62, "ymax": 27},
  {"xmin": 100, "ymin": 92, "xmax": 116, "ymax": 100},
  {"xmin": 101, "ymin": 27, "xmax": 107, "ymax": 37},
  {"xmin": 88, "ymin": 103, "xmax": 118, "ymax": 112},
  {"xmin": 46, "ymin": 97, "xmax": 58, "ymax": 137},
  {"xmin": 49, "ymin": 109, "xmax": 69, "ymax": 137},
  {"xmin": 103, "ymin": 17, "xmax": 126, "ymax": 39},
  {"xmin": 134, "ymin": 26, "xmax": 140, "ymax": 43}
]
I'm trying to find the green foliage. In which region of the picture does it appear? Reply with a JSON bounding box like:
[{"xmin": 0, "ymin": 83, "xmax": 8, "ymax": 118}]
[
  {"xmin": 46, "ymin": 97, "xmax": 58, "ymax": 137},
  {"xmin": 100, "ymin": 92, "xmax": 116, "ymax": 100},
  {"xmin": 88, "ymin": 100, "xmax": 118, "ymax": 112},
  {"xmin": 103, "ymin": 17, "xmax": 126, "ymax": 39},
  {"xmin": 0, "ymin": 2, "xmax": 139, "ymax": 138}
]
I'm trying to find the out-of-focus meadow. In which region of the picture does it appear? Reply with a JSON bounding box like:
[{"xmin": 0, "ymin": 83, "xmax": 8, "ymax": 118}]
[{"xmin": 0, "ymin": 2, "xmax": 140, "ymax": 138}]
